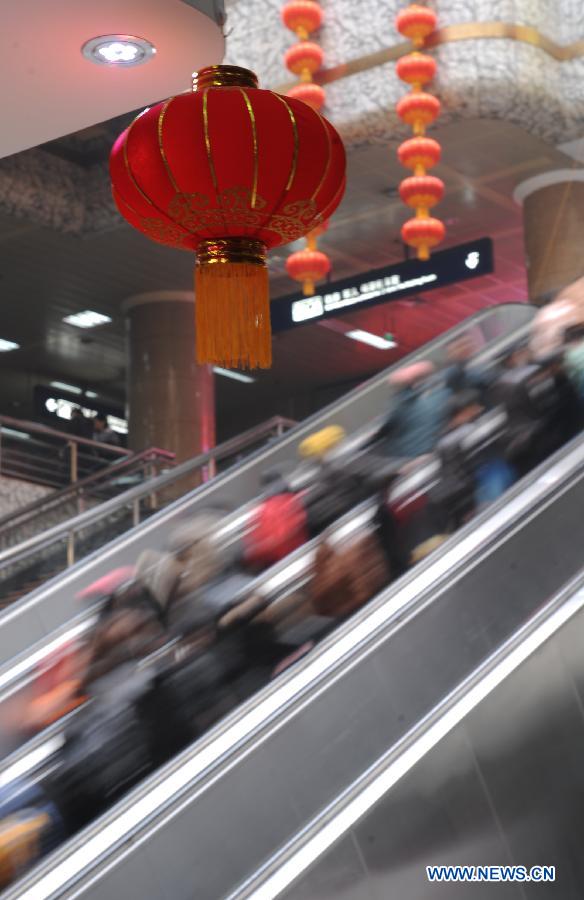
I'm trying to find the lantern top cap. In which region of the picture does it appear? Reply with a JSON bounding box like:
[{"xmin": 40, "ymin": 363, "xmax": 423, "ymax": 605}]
[{"xmin": 192, "ymin": 65, "xmax": 259, "ymax": 91}]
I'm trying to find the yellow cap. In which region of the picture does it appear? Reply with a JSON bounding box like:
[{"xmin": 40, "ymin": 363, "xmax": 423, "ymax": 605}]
[{"xmin": 299, "ymin": 425, "xmax": 346, "ymax": 459}]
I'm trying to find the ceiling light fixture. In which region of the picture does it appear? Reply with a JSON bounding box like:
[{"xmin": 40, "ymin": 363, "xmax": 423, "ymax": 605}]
[
  {"xmin": 0, "ymin": 339, "xmax": 19, "ymax": 352},
  {"xmin": 85, "ymin": 391, "xmax": 99, "ymax": 399},
  {"xmin": 63, "ymin": 311, "xmax": 112, "ymax": 329},
  {"xmin": 213, "ymin": 367, "xmax": 255, "ymax": 384},
  {"xmin": 82, "ymin": 35, "xmax": 156, "ymax": 68},
  {"xmin": 346, "ymin": 330, "xmax": 397, "ymax": 350},
  {"xmin": 50, "ymin": 382, "xmax": 83, "ymax": 396}
]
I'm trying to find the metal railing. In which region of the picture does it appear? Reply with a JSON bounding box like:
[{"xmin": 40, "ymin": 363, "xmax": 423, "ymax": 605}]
[
  {"xmin": 0, "ymin": 446, "xmax": 176, "ymax": 553},
  {"xmin": 0, "ymin": 415, "xmax": 130, "ymax": 489},
  {"xmin": 0, "ymin": 416, "xmax": 295, "ymax": 601}
]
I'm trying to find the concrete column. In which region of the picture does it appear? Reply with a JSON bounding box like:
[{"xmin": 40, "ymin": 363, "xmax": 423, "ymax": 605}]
[
  {"xmin": 515, "ymin": 171, "xmax": 584, "ymax": 305},
  {"xmin": 124, "ymin": 291, "xmax": 215, "ymax": 467}
]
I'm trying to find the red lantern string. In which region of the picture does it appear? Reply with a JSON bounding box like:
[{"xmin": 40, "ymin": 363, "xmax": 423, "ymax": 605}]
[
  {"xmin": 282, "ymin": 1, "xmax": 332, "ymax": 295},
  {"xmin": 396, "ymin": 4, "xmax": 445, "ymax": 261}
]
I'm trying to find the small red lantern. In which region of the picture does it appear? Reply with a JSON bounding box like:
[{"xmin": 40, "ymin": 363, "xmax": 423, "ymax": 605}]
[
  {"xmin": 396, "ymin": 52, "xmax": 437, "ymax": 88},
  {"xmin": 281, "ymin": 1, "xmax": 323, "ymax": 40},
  {"xmin": 398, "ymin": 136, "xmax": 441, "ymax": 174},
  {"xmin": 110, "ymin": 65, "xmax": 346, "ymax": 369},
  {"xmin": 399, "ymin": 175, "xmax": 444, "ymax": 210},
  {"xmin": 396, "ymin": 4, "xmax": 438, "ymax": 48},
  {"xmin": 402, "ymin": 216, "xmax": 445, "ymax": 260},
  {"xmin": 288, "ymin": 82, "xmax": 326, "ymax": 111},
  {"xmin": 397, "ymin": 92, "xmax": 441, "ymax": 134},
  {"xmin": 285, "ymin": 42, "xmax": 325, "ymax": 81},
  {"xmin": 286, "ymin": 248, "xmax": 331, "ymax": 295}
]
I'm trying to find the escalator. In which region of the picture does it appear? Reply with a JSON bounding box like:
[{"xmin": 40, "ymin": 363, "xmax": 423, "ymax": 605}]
[
  {"xmin": 246, "ymin": 573, "xmax": 584, "ymax": 900},
  {"xmin": 4, "ymin": 401, "xmax": 584, "ymax": 898},
  {"xmin": 0, "ymin": 303, "xmax": 533, "ymax": 670}
]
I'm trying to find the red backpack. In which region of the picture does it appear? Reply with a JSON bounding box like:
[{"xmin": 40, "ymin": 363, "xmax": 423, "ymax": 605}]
[{"xmin": 244, "ymin": 494, "xmax": 309, "ymax": 570}]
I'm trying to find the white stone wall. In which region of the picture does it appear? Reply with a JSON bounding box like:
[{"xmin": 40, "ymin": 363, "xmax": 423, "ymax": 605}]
[
  {"xmin": 224, "ymin": 0, "xmax": 584, "ymax": 148},
  {"xmin": 0, "ymin": 475, "xmax": 52, "ymax": 519}
]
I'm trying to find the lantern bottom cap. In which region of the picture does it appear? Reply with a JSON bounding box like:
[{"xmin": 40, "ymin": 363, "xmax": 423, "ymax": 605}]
[{"xmin": 196, "ymin": 238, "xmax": 267, "ymax": 267}]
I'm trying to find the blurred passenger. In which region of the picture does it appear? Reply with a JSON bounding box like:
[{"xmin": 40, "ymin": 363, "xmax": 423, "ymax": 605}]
[
  {"xmin": 442, "ymin": 388, "xmax": 515, "ymax": 512},
  {"xmin": 310, "ymin": 528, "xmax": 389, "ymax": 620},
  {"xmin": 298, "ymin": 426, "xmax": 402, "ymax": 537},
  {"xmin": 429, "ymin": 390, "xmax": 482, "ymax": 533},
  {"xmin": 68, "ymin": 407, "xmax": 92, "ymax": 440},
  {"xmin": 501, "ymin": 342, "xmax": 530, "ymax": 371},
  {"xmin": 376, "ymin": 361, "xmax": 450, "ymax": 459},
  {"xmin": 496, "ymin": 351, "xmax": 579, "ymax": 477},
  {"xmin": 444, "ymin": 334, "xmax": 492, "ymax": 398},
  {"xmin": 563, "ymin": 324, "xmax": 584, "ymax": 405},
  {"xmin": 92, "ymin": 413, "xmax": 120, "ymax": 446},
  {"xmin": 0, "ymin": 780, "xmax": 66, "ymax": 888}
]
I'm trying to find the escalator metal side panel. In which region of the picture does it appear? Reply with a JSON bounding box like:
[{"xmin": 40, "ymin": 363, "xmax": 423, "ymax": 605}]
[
  {"xmin": 9, "ymin": 435, "xmax": 584, "ymax": 900},
  {"xmin": 278, "ymin": 583, "xmax": 584, "ymax": 900},
  {"xmin": 0, "ymin": 306, "xmax": 533, "ymax": 668}
]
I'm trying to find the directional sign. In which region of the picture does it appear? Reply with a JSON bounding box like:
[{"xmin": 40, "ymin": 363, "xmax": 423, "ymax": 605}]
[{"xmin": 271, "ymin": 237, "xmax": 494, "ymax": 333}]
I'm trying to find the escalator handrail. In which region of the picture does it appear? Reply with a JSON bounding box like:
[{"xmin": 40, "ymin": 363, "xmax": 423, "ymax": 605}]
[
  {"xmin": 12, "ymin": 430, "xmax": 584, "ymax": 900},
  {"xmin": 0, "ymin": 416, "xmax": 296, "ymax": 569}
]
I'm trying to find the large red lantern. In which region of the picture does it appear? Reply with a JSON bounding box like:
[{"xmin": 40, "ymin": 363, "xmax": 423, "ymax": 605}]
[
  {"xmin": 395, "ymin": 4, "xmax": 444, "ymax": 259},
  {"xmin": 110, "ymin": 66, "xmax": 346, "ymax": 369}
]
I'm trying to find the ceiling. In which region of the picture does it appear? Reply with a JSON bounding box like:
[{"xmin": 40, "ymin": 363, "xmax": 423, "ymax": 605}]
[
  {"xmin": 0, "ymin": 75, "xmax": 579, "ymax": 437},
  {"xmin": 0, "ymin": 0, "xmax": 223, "ymax": 159}
]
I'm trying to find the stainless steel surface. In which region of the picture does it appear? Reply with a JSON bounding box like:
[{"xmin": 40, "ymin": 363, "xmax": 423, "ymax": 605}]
[
  {"xmin": 7, "ymin": 427, "xmax": 583, "ymax": 900},
  {"xmin": 0, "ymin": 304, "xmax": 534, "ymax": 669},
  {"xmin": 275, "ymin": 577, "xmax": 584, "ymax": 900}
]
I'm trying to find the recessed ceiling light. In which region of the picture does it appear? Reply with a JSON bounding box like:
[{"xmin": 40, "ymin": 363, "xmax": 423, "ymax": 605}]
[
  {"xmin": 346, "ymin": 330, "xmax": 397, "ymax": 350},
  {"xmin": 63, "ymin": 311, "xmax": 112, "ymax": 329},
  {"xmin": 50, "ymin": 381, "xmax": 83, "ymax": 395},
  {"xmin": 86, "ymin": 391, "xmax": 99, "ymax": 399},
  {"xmin": 213, "ymin": 367, "xmax": 255, "ymax": 384},
  {"xmin": 0, "ymin": 338, "xmax": 19, "ymax": 352},
  {"xmin": 82, "ymin": 35, "xmax": 156, "ymax": 67}
]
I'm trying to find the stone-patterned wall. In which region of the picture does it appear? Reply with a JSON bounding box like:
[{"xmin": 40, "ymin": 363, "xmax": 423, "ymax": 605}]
[
  {"xmin": 0, "ymin": 476, "xmax": 52, "ymax": 519},
  {"xmin": 224, "ymin": 0, "xmax": 584, "ymax": 148},
  {"xmin": 0, "ymin": 0, "xmax": 581, "ymax": 235}
]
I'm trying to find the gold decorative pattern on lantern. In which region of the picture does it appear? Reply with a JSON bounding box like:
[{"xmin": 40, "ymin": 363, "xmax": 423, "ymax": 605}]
[{"xmin": 166, "ymin": 187, "xmax": 321, "ymax": 242}]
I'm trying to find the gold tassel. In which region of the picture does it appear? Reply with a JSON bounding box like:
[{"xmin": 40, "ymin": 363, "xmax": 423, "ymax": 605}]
[{"xmin": 195, "ymin": 239, "xmax": 272, "ymax": 370}]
